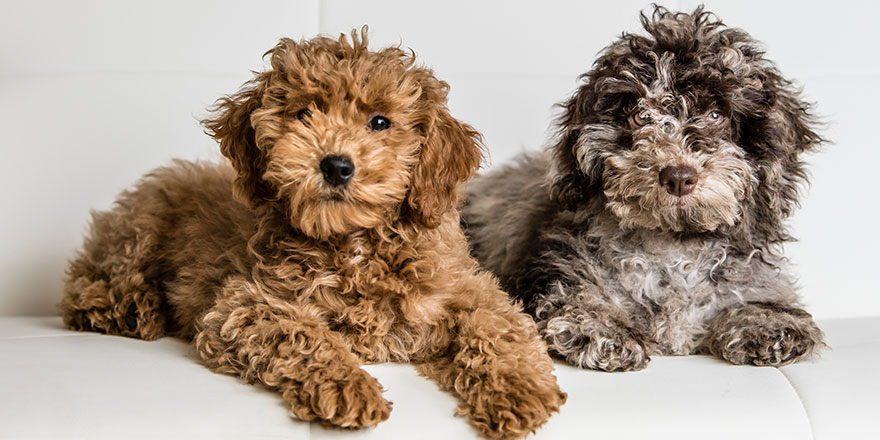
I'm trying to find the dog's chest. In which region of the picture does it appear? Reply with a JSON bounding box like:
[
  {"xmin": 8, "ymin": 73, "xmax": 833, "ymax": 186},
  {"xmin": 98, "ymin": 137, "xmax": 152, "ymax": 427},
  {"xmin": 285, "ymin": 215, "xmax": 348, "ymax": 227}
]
[
  {"xmin": 310, "ymin": 241, "xmax": 448, "ymax": 363},
  {"xmin": 610, "ymin": 237, "xmax": 723, "ymax": 300},
  {"xmin": 603, "ymin": 234, "xmax": 731, "ymax": 353}
]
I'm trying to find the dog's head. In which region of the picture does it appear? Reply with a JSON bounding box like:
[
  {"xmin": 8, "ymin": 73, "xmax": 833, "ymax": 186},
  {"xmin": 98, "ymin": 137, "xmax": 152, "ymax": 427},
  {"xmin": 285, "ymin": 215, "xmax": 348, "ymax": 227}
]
[
  {"xmin": 203, "ymin": 28, "xmax": 482, "ymax": 239},
  {"xmin": 548, "ymin": 6, "xmax": 821, "ymax": 240}
]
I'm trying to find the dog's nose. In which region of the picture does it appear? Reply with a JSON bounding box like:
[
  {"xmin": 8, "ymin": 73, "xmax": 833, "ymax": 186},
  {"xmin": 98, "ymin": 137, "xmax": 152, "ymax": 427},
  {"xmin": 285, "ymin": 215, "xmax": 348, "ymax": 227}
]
[
  {"xmin": 319, "ymin": 155, "xmax": 355, "ymax": 187},
  {"xmin": 659, "ymin": 165, "xmax": 698, "ymax": 197}
]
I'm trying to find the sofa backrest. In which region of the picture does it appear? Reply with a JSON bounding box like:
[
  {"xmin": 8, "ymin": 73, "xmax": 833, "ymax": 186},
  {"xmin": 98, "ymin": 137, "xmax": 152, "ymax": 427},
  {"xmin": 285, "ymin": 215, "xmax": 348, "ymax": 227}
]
[{"xmin": 1, "ymin": 0, "xmax": 877, "ymax": 320}]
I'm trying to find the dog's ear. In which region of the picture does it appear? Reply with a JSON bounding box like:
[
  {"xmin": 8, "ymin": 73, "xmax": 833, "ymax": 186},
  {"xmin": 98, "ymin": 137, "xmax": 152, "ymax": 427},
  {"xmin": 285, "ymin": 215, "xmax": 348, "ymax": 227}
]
[
  {"xmin": 203, "ymin": 75, "xmax": 273, "ymax": 208},
  {"xmin": 739, "ymin": 77, "xmax": 823, "ymax": 238},
  {"xmin": 547, "ymin": 83, "xmax": 607, "ymax": 210},
  {"xmin": 758, "ymin": 85, "xmax": 822, "ymax": 156},
  {"xmin": 406, "ymin": 78, "xmax": 484, "ymax": 228}
]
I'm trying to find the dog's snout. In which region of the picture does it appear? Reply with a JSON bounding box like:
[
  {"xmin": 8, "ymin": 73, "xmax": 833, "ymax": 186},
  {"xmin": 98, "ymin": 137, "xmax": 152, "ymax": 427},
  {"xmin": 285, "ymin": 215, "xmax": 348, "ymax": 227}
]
[
  {"xmin": 659, "ymin": 165, "xmax": 698, "ymax": 197},
  {"xmin": 320, "ymin": 155, "xmax": 355, "ymax": 187}
]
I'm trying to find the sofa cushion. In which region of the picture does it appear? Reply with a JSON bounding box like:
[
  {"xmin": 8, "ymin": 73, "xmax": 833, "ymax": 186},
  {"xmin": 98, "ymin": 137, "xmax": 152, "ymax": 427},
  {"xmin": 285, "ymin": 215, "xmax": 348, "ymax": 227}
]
[
  {"xmin": 779, "ymin": 317, "xmax": 880, "ymax": 440},
  {"xmin": 1, "ymin": 317, "xmax": 876, "ymax": 439}
]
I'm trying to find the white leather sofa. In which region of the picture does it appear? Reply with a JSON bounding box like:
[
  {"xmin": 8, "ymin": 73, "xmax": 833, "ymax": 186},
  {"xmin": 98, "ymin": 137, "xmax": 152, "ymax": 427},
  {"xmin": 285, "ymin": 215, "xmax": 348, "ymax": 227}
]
[
  {"xmin": 1, "ymin": 316, "xmax": 878, "ymax": 439},
  {"xmin": 2, "ymin": 1, "xmax": 879, "ymax": 439}
]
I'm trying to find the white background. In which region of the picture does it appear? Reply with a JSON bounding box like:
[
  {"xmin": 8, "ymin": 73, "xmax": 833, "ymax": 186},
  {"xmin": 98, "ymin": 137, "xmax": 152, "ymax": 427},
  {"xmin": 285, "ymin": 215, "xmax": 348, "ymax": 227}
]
[{"xmin": 1, "ymin": 0, "xmax": 877, "ymax": 320}]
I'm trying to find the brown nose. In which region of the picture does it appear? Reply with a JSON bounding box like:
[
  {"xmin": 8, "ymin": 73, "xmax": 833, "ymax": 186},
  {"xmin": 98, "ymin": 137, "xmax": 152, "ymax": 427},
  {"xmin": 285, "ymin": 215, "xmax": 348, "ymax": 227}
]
[{"xmin": 659, "ymin": 165, "xmax": 698, "ymax": 197}]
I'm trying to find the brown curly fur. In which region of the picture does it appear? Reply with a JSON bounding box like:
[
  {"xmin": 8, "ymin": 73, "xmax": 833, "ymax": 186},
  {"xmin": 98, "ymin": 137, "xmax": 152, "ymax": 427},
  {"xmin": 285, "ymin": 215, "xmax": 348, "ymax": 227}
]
[
  {"xmin": 59, "ymin": 29, "xmax": 565, "ymax": 438},
  {"xmin": 462, "ymin": 7, "xmax": 826, "ymax": 372}
]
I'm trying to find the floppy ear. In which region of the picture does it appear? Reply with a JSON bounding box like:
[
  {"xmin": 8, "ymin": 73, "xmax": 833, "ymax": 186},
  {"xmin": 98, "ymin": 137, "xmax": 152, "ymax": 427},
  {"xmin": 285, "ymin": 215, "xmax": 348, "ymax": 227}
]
[
  {"xmin": 763, "ymin": 86, "xmax": 822, "ymax": 155},
  {"xmin": 203, "ymin": 75, "xmax": 272, "ymax": 208},
  {"xmin": 406, "ymin": 92, "xmax": 484, "ymax": 228},
  {"xmin": 547, "ymin": 81, "xmax": 607, "ymax": 209},
  {"xmin": 740, "ymin": 77, "xmax": 823, "ymax": 240}
]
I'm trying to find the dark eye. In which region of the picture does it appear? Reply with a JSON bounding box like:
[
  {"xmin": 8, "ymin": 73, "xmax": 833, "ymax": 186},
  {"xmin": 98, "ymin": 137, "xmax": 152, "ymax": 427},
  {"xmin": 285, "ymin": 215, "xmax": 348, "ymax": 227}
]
[
  {"xmin": 631, "ymin": 111, "xmax": 651, "ymax": 127},
  {"xmin": 368, "ymin": 115, "xmax": 391, "ymax": 131},
  {"xmin": 709, "ymin": 110, "xmax": 722, "ymax": 121},
  {"xmin": 296, "ymin": 108, "xmax": 312, "ymax": 121}
]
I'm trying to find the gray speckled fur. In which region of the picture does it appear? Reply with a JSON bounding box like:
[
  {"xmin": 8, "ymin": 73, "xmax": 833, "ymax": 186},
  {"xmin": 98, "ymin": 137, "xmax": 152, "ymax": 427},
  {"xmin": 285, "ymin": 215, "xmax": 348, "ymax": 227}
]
[
  {"xmin": 461, "ymin": 7, "xmax": 825, "ymax": 371},
  {"xmin": 464, "ymin": 154, "xmax": 821, "ymax": 370}
]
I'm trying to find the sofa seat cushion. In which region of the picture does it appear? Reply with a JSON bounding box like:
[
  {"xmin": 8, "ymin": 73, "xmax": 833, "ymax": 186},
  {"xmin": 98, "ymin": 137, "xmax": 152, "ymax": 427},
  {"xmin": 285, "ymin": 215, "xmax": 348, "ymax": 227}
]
[
  {"xmin": 779, "ymin": 317, "xmax": 880, "ymax": 440},
  {"xmin": 1, "ymin": 317, "xmax": 876, "ymax": 439}
]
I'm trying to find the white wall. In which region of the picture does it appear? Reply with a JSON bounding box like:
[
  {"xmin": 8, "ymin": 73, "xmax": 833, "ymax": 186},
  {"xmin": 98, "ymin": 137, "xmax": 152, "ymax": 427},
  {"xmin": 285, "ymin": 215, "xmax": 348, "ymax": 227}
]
[{"xmin": 1, "ymin": 0, "xmax": 876, "ymax": 320}]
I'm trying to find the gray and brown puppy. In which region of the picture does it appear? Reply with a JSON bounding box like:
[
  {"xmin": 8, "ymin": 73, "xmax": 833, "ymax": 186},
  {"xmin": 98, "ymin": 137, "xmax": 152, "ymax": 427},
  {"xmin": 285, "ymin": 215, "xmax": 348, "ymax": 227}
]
[{"xmin": 462, "ymin": 6, "xmax": 825, "ymax": 371}]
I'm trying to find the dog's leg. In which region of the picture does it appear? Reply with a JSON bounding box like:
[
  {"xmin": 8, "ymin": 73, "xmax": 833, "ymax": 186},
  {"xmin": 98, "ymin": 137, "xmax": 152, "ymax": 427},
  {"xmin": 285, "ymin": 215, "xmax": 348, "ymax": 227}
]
[
  {"xmin": 526, "ymin": 276, "xmax": 649, "ymax": 372},
  {"xmin": 417, "ymin": 273, "xmax": 566, "ymax": 439},
  {"xmin": 539, "ymin": 299, "xmax": 650, "ymax": 372},
  {"xmin": 61, "ymin": 210, "xmax": 167, "ymax": 340},
  {"xmin": 500, "ymin": 230, "xmax": 650, "ymax": 372},
  {"xmin": 704, "ymin": 302, "xmax": 825, "ymax": 366},
  {"xmin": 195, "ymin": 277, "xmax": 391, "ymax": 429}
]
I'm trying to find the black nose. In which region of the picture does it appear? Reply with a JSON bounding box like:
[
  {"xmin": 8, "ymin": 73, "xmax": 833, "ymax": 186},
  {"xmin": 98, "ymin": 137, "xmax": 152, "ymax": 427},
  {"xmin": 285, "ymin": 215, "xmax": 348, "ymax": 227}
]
[
  {"xmin": 659, "ymin": 165, "xmax": 698, "ymax": 197},
  {"xmin": 319, "ymin": 155, "xmax": 355, "ymax": 187}
]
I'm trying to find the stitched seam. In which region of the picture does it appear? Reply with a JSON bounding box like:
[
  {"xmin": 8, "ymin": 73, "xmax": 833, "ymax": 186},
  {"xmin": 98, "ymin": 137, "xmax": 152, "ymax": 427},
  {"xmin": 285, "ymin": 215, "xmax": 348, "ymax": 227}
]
[{"xmin": 779, "ymin": 367, "xmax": 817, "ymax": 440}]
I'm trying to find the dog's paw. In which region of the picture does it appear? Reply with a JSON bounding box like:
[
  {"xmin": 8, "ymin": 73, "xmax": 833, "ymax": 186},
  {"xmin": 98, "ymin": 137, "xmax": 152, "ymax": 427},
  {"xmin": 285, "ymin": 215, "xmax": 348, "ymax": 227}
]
[
  {"xmin": 285, "ymin": 368, "xmax": 391, "ymax": 429},
  {"xmin": 712, "ymin": 323, "xmax": 823, "ymax": 366},
  {"xmin": 61, "ymin": 275, "xmax": 166, "ymax": 341},
  {"xmin": 543, "ymin": 316, "xmax": 649, "ymax": 371},
  {"xmin": 114, "ymin": 295, "xmax": 166, "ymax": 341},
  {"xmin": 708, "ymin": 303, "xmax": 825, "ymax": 367},
  {"xmin": 458, "ymin": 370, "xmax": 566, "ymax": 439}
]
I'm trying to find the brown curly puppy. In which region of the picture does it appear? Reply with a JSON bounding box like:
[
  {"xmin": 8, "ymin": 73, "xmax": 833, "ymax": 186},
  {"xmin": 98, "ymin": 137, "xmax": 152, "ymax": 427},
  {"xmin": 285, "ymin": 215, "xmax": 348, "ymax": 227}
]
[
  {"xmin": 60, "ymin": 29, "xmax": 565, "ymax": 438},
  {"xmin": 462, "ymin": 7, "xmax": 826, "ymax": 372}
]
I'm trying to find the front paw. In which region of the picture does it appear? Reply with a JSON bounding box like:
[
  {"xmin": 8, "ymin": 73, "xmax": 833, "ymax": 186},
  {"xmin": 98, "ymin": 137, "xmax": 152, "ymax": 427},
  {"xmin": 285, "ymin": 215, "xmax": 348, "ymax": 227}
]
[
  {"xmin": 708, "ymin": 303, "xmax": 825, "ymax": 366},
  {"xmin": 543, "ymin": 316, "xmax": 649, "ymax": 372},
  {"xmin": 458, "ymin": 371, "xmax": 566, "ymax": 439},
  {"xmin": 284, "ymin": 368, "xmax": 392, "ymax": 429}
]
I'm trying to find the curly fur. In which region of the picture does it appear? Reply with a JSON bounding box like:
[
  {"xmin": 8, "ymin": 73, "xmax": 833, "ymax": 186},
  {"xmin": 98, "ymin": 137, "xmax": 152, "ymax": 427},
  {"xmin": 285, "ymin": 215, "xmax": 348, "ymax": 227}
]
[
  {"xmin": 60, "ymin": 29, "xmax": 564, "ymax": 438},
  {"xmin": 462, "ymin": 7, "xmax": 826, "ymax": 371}
]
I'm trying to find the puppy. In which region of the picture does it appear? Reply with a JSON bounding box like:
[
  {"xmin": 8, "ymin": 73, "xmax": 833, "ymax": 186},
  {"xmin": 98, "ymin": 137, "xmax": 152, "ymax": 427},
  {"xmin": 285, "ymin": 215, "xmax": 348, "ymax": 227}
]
[
  {"xmin": 60, "ymin": 29, "xmax": 565, "ymax": 438},
  {"xmin": 462, "ymin": 7, "xmax": 825, "ymax": 372}
]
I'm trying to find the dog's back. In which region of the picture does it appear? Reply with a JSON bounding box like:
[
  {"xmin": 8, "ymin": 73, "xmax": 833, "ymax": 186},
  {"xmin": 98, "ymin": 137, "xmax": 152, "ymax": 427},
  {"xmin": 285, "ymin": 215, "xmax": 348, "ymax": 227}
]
[
  {"xmin": 61, "ymin": 160, "xmax": 256, "ymax": 339},
  {"xmin": 460, "ymin": 152, "xmax": 555, "ymax": 295}
]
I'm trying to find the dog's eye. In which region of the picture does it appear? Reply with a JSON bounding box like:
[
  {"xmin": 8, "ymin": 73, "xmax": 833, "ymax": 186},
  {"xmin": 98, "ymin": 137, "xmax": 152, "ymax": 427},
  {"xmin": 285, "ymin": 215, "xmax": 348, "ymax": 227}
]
[
  {"xmin": 296, "ymin": 108, "xmax": 313, "ymax": 122},
  {"xmin": 709, "ymin": 111, "xmax": 722, "ymax": 121},
  {"xmin": 368, "ymin": 115, "xmax": 391, "ymax": 132},
  {"xmin": 631, "ymin": 111, "xmax": 651, "ymax": 127}
]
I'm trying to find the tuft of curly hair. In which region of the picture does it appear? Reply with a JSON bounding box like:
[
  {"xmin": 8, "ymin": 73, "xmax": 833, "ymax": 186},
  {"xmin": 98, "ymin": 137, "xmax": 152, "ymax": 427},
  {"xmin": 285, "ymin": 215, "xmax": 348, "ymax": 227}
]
[
  {"xmin": 60, "ymin": 28, "xmax": 565, "ymax": 438},
  {"xmin": 462, "ymin": 6, "xmax": 826, "ymax": 372}
]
